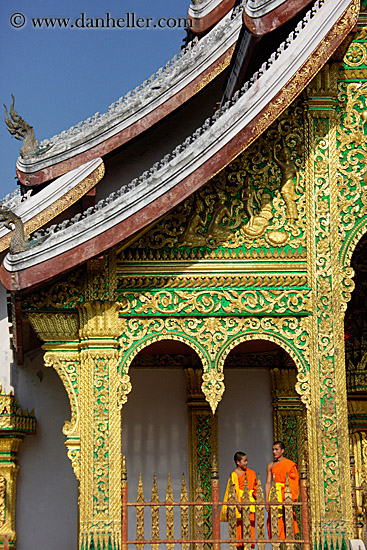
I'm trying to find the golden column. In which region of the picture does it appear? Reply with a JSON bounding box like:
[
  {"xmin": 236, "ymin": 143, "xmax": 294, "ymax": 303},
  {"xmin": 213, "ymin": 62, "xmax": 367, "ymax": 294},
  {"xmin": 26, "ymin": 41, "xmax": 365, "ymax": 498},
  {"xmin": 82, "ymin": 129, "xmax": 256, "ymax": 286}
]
[
  {"xmin": 0, "ymin": 385, "xmax": 36, "ymax": 548},
  {"xmin": 77, "ymin": 301, "xmax": 122, "ymax": 550},
  {"xmin": 305, "ymin": 63, "xmax": 353, "ymax": 541}
]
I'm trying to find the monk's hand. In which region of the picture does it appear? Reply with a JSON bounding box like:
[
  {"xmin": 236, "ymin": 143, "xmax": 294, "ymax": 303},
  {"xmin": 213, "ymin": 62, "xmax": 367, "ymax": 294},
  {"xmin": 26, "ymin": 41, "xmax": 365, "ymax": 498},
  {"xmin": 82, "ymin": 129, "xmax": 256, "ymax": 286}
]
[
  {"xmin": 265, "ymin": 503, "xmax": 270, "ymax": 513},
  {"xmin": 237, "ymin": 504, "xmax": 242, "ymax": 513}
]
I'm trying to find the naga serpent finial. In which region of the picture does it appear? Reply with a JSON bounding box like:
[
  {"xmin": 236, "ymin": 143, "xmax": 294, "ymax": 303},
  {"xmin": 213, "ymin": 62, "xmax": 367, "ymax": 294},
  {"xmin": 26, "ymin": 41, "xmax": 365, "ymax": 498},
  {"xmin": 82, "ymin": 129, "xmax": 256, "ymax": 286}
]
[{"xmin": 3, "ymin": 94, "xmax": 39, "ymax": 158}]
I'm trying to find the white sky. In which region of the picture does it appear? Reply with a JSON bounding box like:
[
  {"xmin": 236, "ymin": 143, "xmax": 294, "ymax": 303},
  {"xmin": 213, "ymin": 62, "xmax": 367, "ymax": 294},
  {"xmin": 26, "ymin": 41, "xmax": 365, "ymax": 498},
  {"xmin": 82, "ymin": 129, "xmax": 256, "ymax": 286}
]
[{"xmin": 0, "ymin": 0, "xmax": 191, "ymax": 196}]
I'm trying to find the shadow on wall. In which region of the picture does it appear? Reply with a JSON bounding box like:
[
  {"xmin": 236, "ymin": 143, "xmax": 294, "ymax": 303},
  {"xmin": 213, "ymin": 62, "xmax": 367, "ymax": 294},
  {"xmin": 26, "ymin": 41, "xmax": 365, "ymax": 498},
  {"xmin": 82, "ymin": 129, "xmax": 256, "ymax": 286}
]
[{"xmin": 15, "ymin": 349, "xmax": 78, "ymax": 550}]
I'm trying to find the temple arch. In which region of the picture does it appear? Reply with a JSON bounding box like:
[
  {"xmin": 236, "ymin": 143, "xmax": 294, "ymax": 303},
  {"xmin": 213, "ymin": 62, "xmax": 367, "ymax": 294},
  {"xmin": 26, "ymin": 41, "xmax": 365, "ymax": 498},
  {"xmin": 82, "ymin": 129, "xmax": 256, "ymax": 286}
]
[{"xmin": 215, "ymin": 323, "xmax": 310, "ymax": 408}]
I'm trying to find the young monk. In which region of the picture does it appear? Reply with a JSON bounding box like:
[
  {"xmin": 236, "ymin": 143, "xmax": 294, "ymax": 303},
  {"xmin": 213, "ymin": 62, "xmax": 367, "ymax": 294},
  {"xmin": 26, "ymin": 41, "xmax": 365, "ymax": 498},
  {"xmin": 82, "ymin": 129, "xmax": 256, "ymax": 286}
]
[
  {"xmin": 220, "ymin": 451, "xmax": 257, "ymax": 549},
  {"xmin": 265, "ymin": 441, "xmax": 299, "ymax": 540}
]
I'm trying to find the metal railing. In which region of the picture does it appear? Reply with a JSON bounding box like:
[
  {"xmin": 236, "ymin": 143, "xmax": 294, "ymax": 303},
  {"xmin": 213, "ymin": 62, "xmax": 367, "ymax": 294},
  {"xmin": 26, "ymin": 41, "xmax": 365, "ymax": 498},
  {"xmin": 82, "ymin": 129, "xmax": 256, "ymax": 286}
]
[{"xmin": 121, "ymin": 457, "xmax": 311, "ymax": 550}]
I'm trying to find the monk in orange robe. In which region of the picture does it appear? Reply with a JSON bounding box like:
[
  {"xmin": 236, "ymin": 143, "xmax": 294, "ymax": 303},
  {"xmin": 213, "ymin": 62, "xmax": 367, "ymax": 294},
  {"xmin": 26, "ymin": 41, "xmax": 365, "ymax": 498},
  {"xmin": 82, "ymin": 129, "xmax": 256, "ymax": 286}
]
[
  {"xmin": 265, "ymin": 441, "xmax": 299, "ymax": 540},
  {"xmin": 220, "ymin": 452, "xmax": 257, "ymax": 548}
]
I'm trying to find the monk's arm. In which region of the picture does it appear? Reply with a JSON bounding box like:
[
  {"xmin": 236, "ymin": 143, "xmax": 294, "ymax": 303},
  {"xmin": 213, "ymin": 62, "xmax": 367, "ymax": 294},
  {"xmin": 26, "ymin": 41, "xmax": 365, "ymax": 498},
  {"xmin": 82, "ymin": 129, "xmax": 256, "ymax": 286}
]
[
  {"xmin": 288, "ymin": 465, "xmax": 300, "ymax": 501},
  {"xmin": 265, "ymin": 464, "xmax": 272, "ymax": 512}
]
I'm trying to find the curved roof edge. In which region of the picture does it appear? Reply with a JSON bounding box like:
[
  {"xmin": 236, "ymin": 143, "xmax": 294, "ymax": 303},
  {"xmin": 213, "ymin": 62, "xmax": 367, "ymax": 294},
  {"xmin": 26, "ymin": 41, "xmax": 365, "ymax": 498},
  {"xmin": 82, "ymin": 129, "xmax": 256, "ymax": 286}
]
[
  {"xmin": 1, "ymin": 0, "xmax": 359, "ymax": 292},
  {"xmin": 188, "ymin": 0, "xmax": 236, "ymax": 34},
  {"xmin": 16, "ymin": 7, "xmax": 242, "ymax": 187},
  {"xmin": 243, "ymin": 0, "xmax": 314, "ymax": 36},
  {"xmin": 0, "ymin": 159, "xmax": 104, "ymax": 254}
]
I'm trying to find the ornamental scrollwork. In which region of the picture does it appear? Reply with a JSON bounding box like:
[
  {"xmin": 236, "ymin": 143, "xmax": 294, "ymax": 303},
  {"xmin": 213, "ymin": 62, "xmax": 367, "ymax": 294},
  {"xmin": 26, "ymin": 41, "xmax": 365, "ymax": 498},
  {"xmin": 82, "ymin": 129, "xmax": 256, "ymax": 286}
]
[
  {"xmin": 118, "ymin": 288, "xmax": 311, "ymax": 316},
  {"xmin": 22, "ymin": 269, "xmax": 84, "ymax": 311},
  {"xmin": 117, "ymin": 315, "xmax": 309, "ymax": 413},
  {"xmin": 337, "ymin": 81, "xmax": 367, "ymax": 263}
]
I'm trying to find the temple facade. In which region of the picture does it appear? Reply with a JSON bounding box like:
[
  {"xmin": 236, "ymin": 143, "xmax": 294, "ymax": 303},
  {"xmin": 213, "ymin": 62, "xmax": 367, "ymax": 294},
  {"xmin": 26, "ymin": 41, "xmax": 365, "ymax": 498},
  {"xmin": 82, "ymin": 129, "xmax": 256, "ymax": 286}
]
[{"xmin": 0, "ymin": 0, "xmax": 366, "ymax": 549}]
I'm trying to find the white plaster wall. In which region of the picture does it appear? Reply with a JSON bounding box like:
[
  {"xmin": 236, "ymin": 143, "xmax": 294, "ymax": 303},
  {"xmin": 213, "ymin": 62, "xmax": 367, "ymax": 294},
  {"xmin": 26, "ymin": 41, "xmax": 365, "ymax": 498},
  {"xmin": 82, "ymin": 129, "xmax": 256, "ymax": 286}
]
[
  {"xmin": 218, "ymin": 368, "xmax": 273, "ymax": 542},
  {"xmin": 0, "ymin": 285, "xmax": 13, "ymax": 392},
  {"xmin": 121, "ymin": 368, "xmax": 189, "ymax": 539},
  {"xmin": 13, "ymin": 349, "xmax": 78, "ymax": 549}
]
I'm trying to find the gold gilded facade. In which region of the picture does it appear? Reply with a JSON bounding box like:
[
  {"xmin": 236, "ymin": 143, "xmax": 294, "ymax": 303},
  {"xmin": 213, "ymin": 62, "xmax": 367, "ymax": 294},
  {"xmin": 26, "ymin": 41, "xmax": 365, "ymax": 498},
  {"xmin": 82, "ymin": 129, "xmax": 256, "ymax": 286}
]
[{"xmin": 10, "ymin": 12, "xmax": 367, "ymax": 550}]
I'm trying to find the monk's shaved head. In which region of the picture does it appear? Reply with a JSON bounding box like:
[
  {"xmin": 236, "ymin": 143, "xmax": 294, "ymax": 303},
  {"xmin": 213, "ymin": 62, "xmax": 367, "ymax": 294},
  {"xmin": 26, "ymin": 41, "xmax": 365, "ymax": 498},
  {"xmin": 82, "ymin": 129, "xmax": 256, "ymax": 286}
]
[{"xmin": 234, "ymin": 451, "xmax": 247, "ymax": 464}]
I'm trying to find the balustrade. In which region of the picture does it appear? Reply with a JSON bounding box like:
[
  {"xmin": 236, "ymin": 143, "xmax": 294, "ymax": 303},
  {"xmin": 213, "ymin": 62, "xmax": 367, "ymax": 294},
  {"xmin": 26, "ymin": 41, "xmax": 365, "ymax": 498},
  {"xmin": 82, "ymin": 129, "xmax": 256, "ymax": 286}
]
[{"xmin": 121, "ymin": 457, "xmax": 310, "ymax": 550}]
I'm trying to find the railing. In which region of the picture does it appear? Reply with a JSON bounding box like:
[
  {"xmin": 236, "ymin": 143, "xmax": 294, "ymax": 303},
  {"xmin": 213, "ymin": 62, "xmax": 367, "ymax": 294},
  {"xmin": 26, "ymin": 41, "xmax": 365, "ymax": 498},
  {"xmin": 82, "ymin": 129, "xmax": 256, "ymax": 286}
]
[
  {"xmin": 0, "ymin": 536, "xmax": 9, "ymax": 550},
  {"xmin": 121, "ymin": 457, "xmax": 310, "ymax": 550}
]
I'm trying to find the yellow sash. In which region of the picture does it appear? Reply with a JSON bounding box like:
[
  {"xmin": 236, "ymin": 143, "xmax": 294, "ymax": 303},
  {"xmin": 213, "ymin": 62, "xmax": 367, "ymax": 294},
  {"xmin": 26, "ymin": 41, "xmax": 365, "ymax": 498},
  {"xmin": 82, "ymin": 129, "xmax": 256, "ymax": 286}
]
[
  {"xmin": 275, "ymin": 481, "xmax": 285, "ymax": 517},
  {"xmin": 220, "ymin": 473, "xmax": 256, "ymax": 522}
]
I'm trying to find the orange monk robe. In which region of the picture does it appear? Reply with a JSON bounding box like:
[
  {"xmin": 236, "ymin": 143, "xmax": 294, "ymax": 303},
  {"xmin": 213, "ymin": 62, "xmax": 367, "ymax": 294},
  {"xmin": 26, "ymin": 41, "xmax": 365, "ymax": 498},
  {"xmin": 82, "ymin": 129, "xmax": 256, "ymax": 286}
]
[
  {"xmin": 267, "ymin": 458, "xmax": 299, "ymax": 540},
  {"xmin": 220, "ymin": 468, "xmax": 257, "ymax": 545}
]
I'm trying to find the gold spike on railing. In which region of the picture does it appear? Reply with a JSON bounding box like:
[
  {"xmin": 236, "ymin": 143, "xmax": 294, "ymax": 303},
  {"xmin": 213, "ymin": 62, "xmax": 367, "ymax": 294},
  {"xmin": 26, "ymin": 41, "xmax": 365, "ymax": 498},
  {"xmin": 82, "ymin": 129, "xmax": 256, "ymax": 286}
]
[
  {"xmin": 241, "ymin": 473, "xmax": 251, "ymax": 550},
  {"xmin": 284, "ymin": 475, "xmax": 294, "ymax": 545},
  {"xmin": 227, "ymin": 475, "xmax": 237, "ymax": 550},
  {"xmin": 166, "ymin": 473, "xmax": 174, "ymax": 550},
  {"xmin": 136, "ymin": 473, "xmax": 145, "ymax": 543},
  {"xmin": 151, "ymin": 473, "xmax": 160, "ymax": 550},
  {"xmin": 180, "ymin": 474, "xmax": 189, "ymax": 550},
  {"xmin": 270, "ymin": 482, "xmax": 280, "ymax": 550},
  {"xmin": 195, "ymin": 474, "xmax": 204, "ymax": 550},
  {"xmin": 257, "ymin": 473, "xmax": 266, "ymax": 550}
]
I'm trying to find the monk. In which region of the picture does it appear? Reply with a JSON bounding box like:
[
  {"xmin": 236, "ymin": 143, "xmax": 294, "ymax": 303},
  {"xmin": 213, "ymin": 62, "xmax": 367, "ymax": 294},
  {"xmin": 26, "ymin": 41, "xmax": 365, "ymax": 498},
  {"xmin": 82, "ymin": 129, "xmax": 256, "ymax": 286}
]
[
  {"xmin": 220, "ymin": 451, "xmax": 257, "ymax": 549},
  {"xmin": 265, "ymin": 441, "xmax": 299, "ymax": 540}
]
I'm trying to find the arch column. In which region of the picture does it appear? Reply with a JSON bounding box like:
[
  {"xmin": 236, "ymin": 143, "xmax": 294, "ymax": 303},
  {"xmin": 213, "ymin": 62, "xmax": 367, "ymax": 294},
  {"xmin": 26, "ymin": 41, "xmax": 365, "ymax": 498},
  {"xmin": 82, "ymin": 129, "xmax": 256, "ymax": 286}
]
[
  {"xmin": 29, "ymin": 301, "xmax": 123, "ymax": 550},
  {"xmin": 305, "ymin": 64, "xmax": 353, "ymax": 541}
]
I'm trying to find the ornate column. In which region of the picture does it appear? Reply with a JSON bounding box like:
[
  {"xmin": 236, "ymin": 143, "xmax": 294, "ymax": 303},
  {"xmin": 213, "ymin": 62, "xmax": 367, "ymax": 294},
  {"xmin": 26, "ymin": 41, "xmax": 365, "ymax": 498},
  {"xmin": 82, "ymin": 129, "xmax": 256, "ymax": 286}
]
[
  {"xmin": 186, "ymin": 366, "xmax": 218, "ymax": 545},
  {"xmin": 77, "ymin": 301, "xmax": 122, "ymax": 550},
  {"xmin": 0, "ymin": 386, "xmax": 36, "ymax": 548},
  {"xmin": 28, "ymin": 300, "xmax": 123, "ymax": 549},
  {"xmin": 305, "ymin": 64, "xmax": 353, "ymax": 542}
]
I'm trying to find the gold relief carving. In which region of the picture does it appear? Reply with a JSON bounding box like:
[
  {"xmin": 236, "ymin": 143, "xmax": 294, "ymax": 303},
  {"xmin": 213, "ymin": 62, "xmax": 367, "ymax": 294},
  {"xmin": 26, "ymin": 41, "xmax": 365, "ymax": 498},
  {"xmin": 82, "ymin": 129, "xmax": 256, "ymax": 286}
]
[
  {"xmin": 0, "ymin": 388, "xmax": 36, "ymax": 543},
  {"xmin": 78, "ymin": 301, "xmax": 121, "ymax": 340},
  {"xmin": 0, "ymin": 438, "xmax": 24, "ymax": 542},
  {"xmin": 0, "ymin": 162, "xmax": 105, "ymax": 254},
  {"xmin": 123, "ymin": 103, "xmax": 306, "ymax": 261},
  {"xmin": 117, "ymin": 273, "xmax": 308, "ymax": 290},
  {"xmin": 118, "ymin": 316, "xmax": 310, "ymax": 413},
  {"xmin": 337, "ymin": 80, "xmax": 367, "ymax": 268},
  {"xmin": 79, "ymin": 348, "xmax": 121, "ymax": 544},
  {"xmin": 0, "ymin": 476, "xmax": 5, "ymax": 527},
  {"xmin": 341, "ymin": 266, "xmax": 356, "ymax": 311},
  {"xmin": 306, "ymin": 91, "xmax": 354, "ymax": 535},
  {"xmin": 22, "ymin": 269, "xmax": 84, "ymax": 311},
  {"xmin": 43, "ymin": 352, "xmax": 80, "ymax": 478},
  {"xmin": 344, "ymin": 41, "xmax": 367, "ymax": 67},
  {"xmin": 43, "ymin": 353, "xmax": 79, "ymax": 436},
  {"xmin": 0, "ymin": 383, "xmax": 36, "ymax": 434},
  {"xmin": 340, "ymin": 68, "xmax": 367, "ymax": 78},
  {"xmin": 66, "ymin": 445, "xmax": 80, "ymax": 481},
  {"xmin": 118, "ymin": 288, "xmax": 311, "ymax": 316},
  {"xmin": 28, "ymin": 311, "xmax": 79, "ymax": 342},
  {"xmin": 78, "ymin": 300, "xmax": 122, "ymax": 544},
  {"xmin": 85, "ymin": 251, "xmax": 117, "ymax": 302}
]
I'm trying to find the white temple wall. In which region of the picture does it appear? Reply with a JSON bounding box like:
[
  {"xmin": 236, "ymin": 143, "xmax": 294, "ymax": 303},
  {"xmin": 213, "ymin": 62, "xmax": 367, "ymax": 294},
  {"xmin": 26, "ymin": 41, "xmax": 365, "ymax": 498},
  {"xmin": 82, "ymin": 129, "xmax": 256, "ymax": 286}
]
[
  {"xmin": 218, "ymin": 368, "xmax": 273, "ymax": 540},
  {"xmin": 122, "ymin": 368, "xmax": 189, "ymax": 539},
  {"xmin": 14, "ymin": 349, "xmax": 78, "ymax": 550}
]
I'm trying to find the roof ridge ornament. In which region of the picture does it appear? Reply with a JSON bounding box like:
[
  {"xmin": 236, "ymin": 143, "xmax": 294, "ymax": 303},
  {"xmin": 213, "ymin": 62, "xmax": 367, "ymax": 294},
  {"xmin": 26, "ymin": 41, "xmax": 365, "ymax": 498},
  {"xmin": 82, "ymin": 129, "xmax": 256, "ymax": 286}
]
[{"xmin": 3, "ymin": 94, "xmax": 39, "ymax": 159}]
